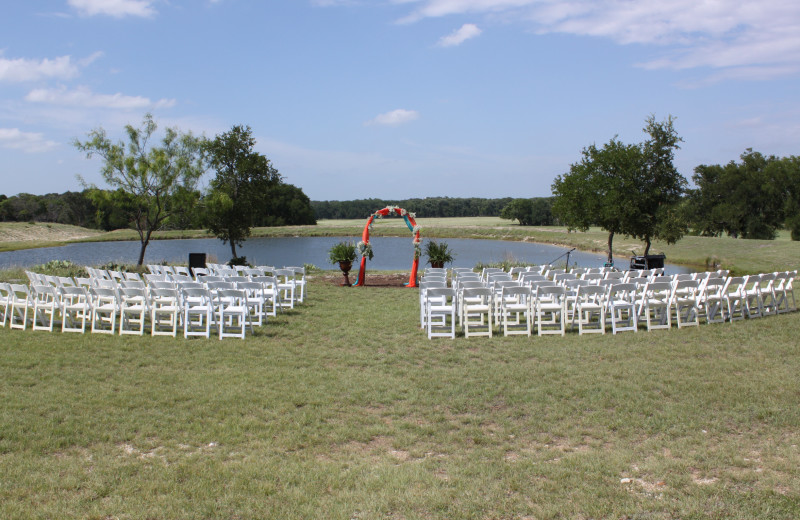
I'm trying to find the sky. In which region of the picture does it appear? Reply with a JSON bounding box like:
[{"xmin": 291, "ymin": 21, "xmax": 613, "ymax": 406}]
[{"xmin": 1, "ymin": 0, "xmax": 799, "ymax": 201}]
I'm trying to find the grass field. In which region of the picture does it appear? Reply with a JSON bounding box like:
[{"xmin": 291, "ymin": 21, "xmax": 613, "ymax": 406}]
[
  {"xmin": 2, "ymin": 277, "xmax": 800, "ymax": 519},
  {"xmin": 2, "ymin": 219, "xmax": 800, "ymax": 275}
]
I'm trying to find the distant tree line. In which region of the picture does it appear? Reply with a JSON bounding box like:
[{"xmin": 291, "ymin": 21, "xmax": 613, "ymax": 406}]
[
  {"xmin": 686, "ymin": 149, "xmax": 800, "ymax": 240},
  {"xmin": 312, "ymin": 197, "xmax": 514, "ymax": 220},
  {"xmin": 0, "ymin": 185, "xmax": 315, "ymax": 231}
]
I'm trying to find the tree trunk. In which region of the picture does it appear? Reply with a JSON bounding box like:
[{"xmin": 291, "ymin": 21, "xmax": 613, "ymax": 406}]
[
  {"xmin": 137, "ymin": 240, "xmax": 148, "ymax": 266},
  {"xmin": 644, "ymin": 237, "xmax": 651, "ymax": 256},
  {"xmin": 607, "ymin": 231, "xmax": 614, "ymax": 265},
  {"xmin": 230, "ymin": 241, "xmax": 238, "ymax": 260}
]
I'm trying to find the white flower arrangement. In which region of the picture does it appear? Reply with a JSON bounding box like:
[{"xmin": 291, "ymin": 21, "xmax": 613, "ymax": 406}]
[
  {"xmin": 408, "ymin": 212, "xmax": 416, "ymax": 219},
  {"xmin": 357, "ymin": 241, "xmax": 374, "ymax": 261},
  {"xmin": 400, "ymin": 208, "xmax": 408, "ymax": 216}
]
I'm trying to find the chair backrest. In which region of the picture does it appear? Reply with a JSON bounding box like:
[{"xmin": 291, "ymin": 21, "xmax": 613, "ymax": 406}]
[
  {"xmin": 150, "ymin": 287, "xmax": 179, "ymax": 301},
  {"xmin": 206, "ymin": 281, "xmax": 235, "ymax": 293},
  {"xmin": 216, "ymin": 288, "xmax": 247, "ymax": 306},
  {"xmin": 120, "ymin": 286, "xmax": 147, "ymax": 301},
  {"xmin": 553, "ymin": 272, "xmax": 577, "ymax": 283},
  {"xmin": 462, "ymin": 287, "xmax": 493, "ymax": 302},
  {"xmin": 60, "ymin": 285, "xmax": 90, "ymax": 301},
  {"xmin": 458, "ymin": 280, "xmax": 485, "ymax": 291},
  {"xmin": 124, "ymin": 272, "xmax": 143, "ymax": 282},
  {"xmin": 251, "ymin": 275, "xmax": 278, "ymax": 290},
  {"xmin": 536, "ymin": 285, "xmax": 565, "ymax": 300},
  {"xmin": 575, "ymin": 284, "xmax": 605, "ymax": 302},
  {"xmin": 91, "ymin": 286, "xmax": 118, "ymax": 303},
  {"xmin": 58, "ymin": 276, "xmax": 77, "ymax": 287},
  {"xmin": 426, "ymin": 287, "xmax": 455, "ymax": 303},
  {"xmin": 644, "ymin": 281, "xmax": 672, "ymax": 297},
  {"xmin": 502, "ymin": 285, "xmax": 532, "ymax": 299},
  {"xmin": 608, "ymin": 283, "xmax": 637, "ymax": 301},
  {"xmin": 604, "ymin": 271, "xmax": 624, "ymax": 280},
  {"xmin": 171, "ymin": 274, "xmax": 194, "ymax": 284},
  {"xmin": 182, "ymin": 286, "xmax": 211, "ymax": 304},
  {"xmin": 150, "ymin": 280, "xmax": 176, "ymax": 290}
]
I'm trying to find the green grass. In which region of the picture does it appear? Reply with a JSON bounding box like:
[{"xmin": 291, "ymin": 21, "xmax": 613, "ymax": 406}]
[
  {"xmin": 3, "ymin": 219, "xmax": 800, "ymax": 274},
  {"xmin": 2, "ymin": 277, "xmax": 799, "ymax": 518}
]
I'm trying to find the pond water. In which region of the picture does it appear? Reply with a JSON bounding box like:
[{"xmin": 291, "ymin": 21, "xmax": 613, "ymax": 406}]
[{"xmin": 0, "ymin": 236, "xmax": 693, "ymax": 274}]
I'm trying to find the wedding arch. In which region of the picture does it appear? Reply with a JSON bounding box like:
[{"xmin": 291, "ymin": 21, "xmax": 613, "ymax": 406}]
[{"xmin": 353, "ymin": 206, "xmax": 420, "ymax": 288}]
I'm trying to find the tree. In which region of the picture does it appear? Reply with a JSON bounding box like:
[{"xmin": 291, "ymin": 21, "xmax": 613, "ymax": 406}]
[
  {"xmin": 203, "ymin": 125, "xmax": 282, "ymax": 260},
  {"xmin": 552, "ymin": 137, "xmax": 643, "ymax": 264},
  {"xmin": 551, "ymin": 115, "xmax": 687, "ymax": 262},
  {"xmin": 500, "ymin": 198, "xmax": 534, "ymax": 225},
  {"xmin": 629, "ymin": 115, "xmax": 687, "ymax": 255},
  {"xmin": 74, "ymin": 114, "xmax": 205, "ymax": 265},
  {"xmin": 689, "ymin": 150, "xmax": 799, "ymax": 240}
]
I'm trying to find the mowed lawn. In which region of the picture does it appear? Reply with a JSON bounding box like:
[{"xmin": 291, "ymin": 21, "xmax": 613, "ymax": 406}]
[{"xmin": 1, "ymin": 277, "xmax": 799, "ymax": 519}]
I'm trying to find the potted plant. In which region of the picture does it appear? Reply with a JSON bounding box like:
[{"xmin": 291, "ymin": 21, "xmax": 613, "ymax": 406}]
[
  {"xmin": 424, "ymin": 239, "xmax": 455, "ymax": 268},
  {"xmin": 328, "ymin": 240, "xmax": 358, "ymax": 286}
]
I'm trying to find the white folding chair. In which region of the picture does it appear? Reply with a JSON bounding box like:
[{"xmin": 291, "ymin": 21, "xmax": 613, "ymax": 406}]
[
  {"xmin": 8, "ymin": 284, "xmax": 34, "ymax": 330},
  {"xmin": 500, "ymin": 285, "xmax": 532, "ymax": 337},
  {"xmin": 31, "ymin": 284, "xmax": 62, "ymax": 332},
  {"xmin": 273, "ymin": 269, "xmax": 296, "ymax": 310},
  {"xmin": 742, "ymin": 275, "xmax": 763, "ymax": 319},
  {"xmin": 722, "ymin": 276, "xmax": 747, "ymax": 322},
  {"xmin": 60, "ymin": 286, "xmax": 92, "ymax": 333},
  {"xmin": 460, "ymin": 287, "xmax": 493, "ymax": 338},
  {"xmin": 0, "ymin": 282, "xmax": 11, "ymax": 327},
  {"xmin": 572, "ymin": 285, "xmax": 606, "ymax": 335},
  {"xmin": 182, "ymin": 286, "xmax": 213, "ymax": 338},
  {"xmin": 426, "ymin": 287, "xmax": 456, "ymax": 339},
  {"xmin": 419, "ymin": 279, "xmax": 447, "ymax": 329},
  {"xmin": 697, "ymin": 277, "xmax": 726, "ymax": 324},
  {"xmin": 638, "ymin": 281, "xmax": 672, "ymax": 331},
  {"xmin": 286, "ymin": 267, "xmax": 307, "ymax": 303},
  {"xmin": 536, "ymin": 285, "xmax": 566, "ymax": 336},
  {"xmin": 90, "ymin": 287, "xmax": 118, "ymax": 334},
  {"xmin": 150, "ymin": 287, "xmax": 181, "ymax": 337},
  {"xmin": 119, "ymin": 287, "xmax": 148, "ymax": 335},
  {"xmin": 215, "ymin": 288, "xmax": 251, "ymax": 339},
  {"xmin": 606, "ymin": 283, "xmax": 638, "ymax": 334},
  {"xmin": 758, "ymin": 273, "xmax": 778, "ymax": 316},
  {"xmin": 237, "ymin": 281, "xmax": 267, "ymax": 327},
  {"xmin": 671, "ymin": 279, "xmax": 700, "ymax": 328},
  {"xmin": 251, "ymin": 276, "xmax": 279, "ymax": 317}
]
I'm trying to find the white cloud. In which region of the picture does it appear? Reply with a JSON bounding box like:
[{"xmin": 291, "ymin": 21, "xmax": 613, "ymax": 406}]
[
  {"xmin": 25, "ymin": 86, "xmax": 176, "ymax": 110},
  {"xmin": 365, "ymin": 108, "xmax": 420, "ymax": 126},
  {"xmin": 391, "ymin": 0, "xmax": 800, "ymax": 80},
  {"xmin": 68, "ymin": 0, "xmax": 156, "ymax": 18},
  {"xmin": 0, "ymin": 55, "xmax": 79, "ymax": 82},
  {"xmin": 437, "ymin": 23, "xmax": 482, "ymax": 47},
  {"xmin": 0, "ymin": 128, "xmax": 59, "ymax": 153}
]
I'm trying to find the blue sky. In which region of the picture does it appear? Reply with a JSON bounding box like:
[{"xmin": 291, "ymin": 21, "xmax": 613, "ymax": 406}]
[{"xmin": 1, "ymin": 0, "xmax": 799, "ymax": 201}]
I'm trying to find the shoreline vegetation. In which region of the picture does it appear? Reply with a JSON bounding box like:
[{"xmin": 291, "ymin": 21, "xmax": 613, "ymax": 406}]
[{"xmin": 1, "ymin": 217, "xmax": 799, "ymax": 275}]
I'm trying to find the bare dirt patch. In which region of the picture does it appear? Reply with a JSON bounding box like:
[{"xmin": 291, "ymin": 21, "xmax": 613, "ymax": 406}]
[{"xmin": 322, "ymin": 272, "xmax": 414, "ymax": 288}]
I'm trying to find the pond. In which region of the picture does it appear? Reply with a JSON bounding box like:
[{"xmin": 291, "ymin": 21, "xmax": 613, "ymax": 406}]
[{"xmin": 0, "ymin": 236, "xmax": 694, "ymax": 274}]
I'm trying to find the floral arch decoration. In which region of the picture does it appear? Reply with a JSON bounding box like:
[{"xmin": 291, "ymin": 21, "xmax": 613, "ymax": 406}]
[{"xmin": 353, "ymin": 206, "xmax": 420, "ymax": 288}]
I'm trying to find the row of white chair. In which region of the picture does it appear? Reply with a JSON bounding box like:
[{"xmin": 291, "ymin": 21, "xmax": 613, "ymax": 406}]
[
  {"xmin": 419, "ymin": 268, "xmax": 796, "ymax": 339},
  {"xmin": 4, "ymin": 265, "xmax": 310, "ymax": 339}
]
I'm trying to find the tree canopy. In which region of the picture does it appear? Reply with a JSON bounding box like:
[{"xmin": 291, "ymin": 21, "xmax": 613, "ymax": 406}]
[
  {"xmin": 688, "ymin": 150, "xmax": 800, "ymax": 240},
  {"xmin": 74, "ymin": 113, "xmax": 205, "ymax": 265},
  {"xmin": 500, "ymin": 198, "xmax": 555, "ymax": 226},
  {"xmin": 203, "ymin": 125, "xmax": 316, "ymax": 261},
  {"xmin": 551, "ymin": 115, "xmax": 687, "ymax": 263}
]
